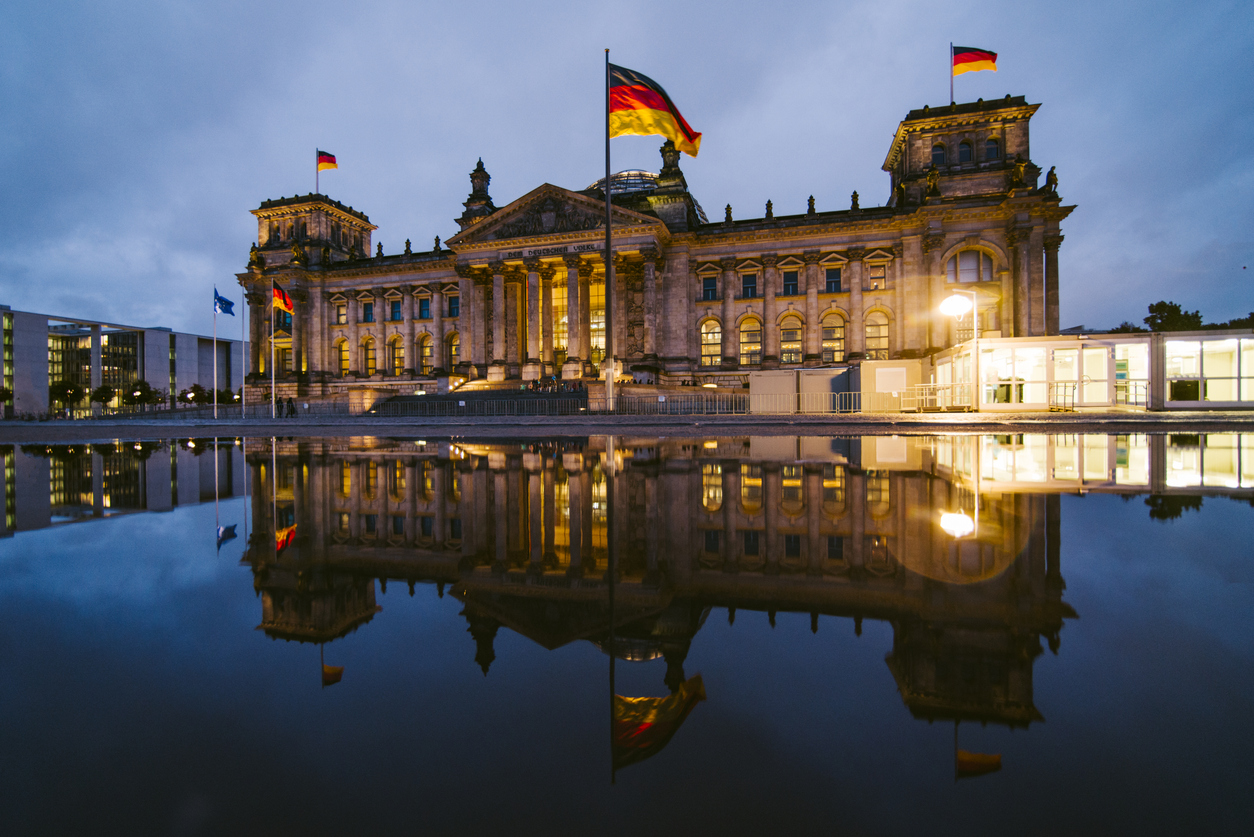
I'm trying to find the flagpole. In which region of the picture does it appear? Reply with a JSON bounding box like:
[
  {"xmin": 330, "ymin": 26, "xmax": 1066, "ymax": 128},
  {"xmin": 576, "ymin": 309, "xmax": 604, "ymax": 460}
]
[
  {"xmin": 604, "ymin": 50, "xmax": 615, "ymax": 411},
  {"xmin": 241, "ymin": 298, "xmax": 247, "ymax": 419},
  {"xmin": 607, "ymin": 433, "xmax": 617, "ymax": 785},
  {"xmin": 213, "ymin": 301, "xmax": 219, "ymax": 420},
  {"xmin": 316, "ymin": 149, "xmax": 319, "ymax": 195},
  {"xmin": 214, "ymin": 436, "xmax": 220, "ymax": 528},
  {"xmin": 949, "ymin": 42, "xmax": 954, "ymax": 104},
  {"xmin": 270, "ymin": 283, "xmax": 276, "ymax": 419}
]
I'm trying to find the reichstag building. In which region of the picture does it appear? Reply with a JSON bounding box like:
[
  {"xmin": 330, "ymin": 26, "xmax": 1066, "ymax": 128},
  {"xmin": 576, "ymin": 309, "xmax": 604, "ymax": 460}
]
[{"xmin": 238, "ymin": 95, "xmax": 1071, "ymax": 396}]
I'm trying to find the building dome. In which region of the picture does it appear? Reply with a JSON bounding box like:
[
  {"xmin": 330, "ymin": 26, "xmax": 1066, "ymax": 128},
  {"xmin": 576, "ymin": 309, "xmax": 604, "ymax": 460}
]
[{"xmin": 586, "ymin": 170, "xmax": 708, "ymax": 225}]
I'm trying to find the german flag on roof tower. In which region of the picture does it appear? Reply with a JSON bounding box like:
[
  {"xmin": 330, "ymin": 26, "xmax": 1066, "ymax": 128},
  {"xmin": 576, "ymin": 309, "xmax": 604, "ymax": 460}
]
[
  {"xmin": 609, "ymin": 64, "xmax": 701, "ymax": 157},
  {"xmin": 952, "ymin": 46, "xmax": 997, "ymax": 76}
]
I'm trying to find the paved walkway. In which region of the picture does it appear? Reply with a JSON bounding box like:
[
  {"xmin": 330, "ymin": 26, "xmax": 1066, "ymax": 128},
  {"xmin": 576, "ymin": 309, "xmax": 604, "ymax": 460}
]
[{"xmin": 2, "ymin": 410, "xmax": 1252, "ymax": 443}]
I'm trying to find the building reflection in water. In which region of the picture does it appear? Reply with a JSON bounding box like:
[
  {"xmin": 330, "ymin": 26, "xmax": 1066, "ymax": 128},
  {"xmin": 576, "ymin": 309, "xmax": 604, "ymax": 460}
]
[
  {"xmin": 242, "ymin": 433, "xmax": 1254, "ymax": 730},
  {"xmin": 0, "ymin": 439, "xmax": 245, "ymax": 536}
]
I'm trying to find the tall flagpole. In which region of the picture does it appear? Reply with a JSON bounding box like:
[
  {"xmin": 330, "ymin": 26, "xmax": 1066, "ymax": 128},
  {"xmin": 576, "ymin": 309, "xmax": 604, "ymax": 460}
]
[
  {"xmin": 949, "ymin": 42, "xmax": 954, "ymax": 104},
  {"xmin": 241, "ymin": 297, "xmax": 247, "ymax": 419},
  {"xmin": 606, "ymin": 433, "xmax": 617, "ymax": 784},
  {"xmin": 270, "ymin": 283, "xmax": 276, "ymax": 419},
  {"xmin": 316, "ymin": 149, "xmax": 319, "ymax": 195},
  {"xmin": 213, "ymin": 300, "xmax": 219, "ymax": 420},
  {"xmin": 604, "ymin": 50, "xmax": 615, "ymax": 410}
]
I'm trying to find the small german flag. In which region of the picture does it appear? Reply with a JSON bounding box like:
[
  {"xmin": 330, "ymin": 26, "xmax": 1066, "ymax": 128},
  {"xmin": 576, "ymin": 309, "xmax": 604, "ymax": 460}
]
[
  {"xmin": 316, "ymin": 149, "xmax": 337, "ymax": 171},
  {"xmin": 612, "ymin": 674, "xmax": 706, "ymax": 770},
  {"xmin": 952, "ymin": 46, "xmax": 997, "ymax": 76},
  {"xmin": 272, "ymin": 282, "xmax": 294, "ymax": 313},
  {"xmin": 609, "ymin": 64, "xmax": 702, "ymax": 157},
  {"xmin": 275, "ymin": 524, "xmax": 297, "ymax": 554}
]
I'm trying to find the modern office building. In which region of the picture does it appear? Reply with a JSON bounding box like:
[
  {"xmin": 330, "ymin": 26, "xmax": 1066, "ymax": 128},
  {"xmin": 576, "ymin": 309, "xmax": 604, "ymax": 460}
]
[{"xmin": 1, "ymin": 305, "xmax": 242, "ymax": 416}]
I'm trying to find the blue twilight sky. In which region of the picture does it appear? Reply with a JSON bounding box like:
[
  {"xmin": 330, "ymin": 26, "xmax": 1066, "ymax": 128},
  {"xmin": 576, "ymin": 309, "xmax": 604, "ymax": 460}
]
[{"xmin": 0, "ymin": 0, "xmax": 1251, "ymax": 337}]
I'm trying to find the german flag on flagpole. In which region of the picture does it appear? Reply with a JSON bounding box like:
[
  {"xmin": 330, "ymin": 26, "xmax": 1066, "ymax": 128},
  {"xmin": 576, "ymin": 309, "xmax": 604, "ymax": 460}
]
[
  {"xmin": 272, "ymin": 282, "xmax": 294, "ymax": 314},
  {"xmin": 952, "ymin": 45, "xmax": 997, "ymax": 76},
  {"xmin": 275, "ymin": 523, "xmax": 297, "ymax": 555},
  {"xmin": 316, "ymin": 149, "xmax": 337, "ymax": 171},
  {"xmin": 609, "ymin": 64, "xmax": 702, "ymax": 157},
  {"xmin": 612, "ymin": 674, "xmax": 706, "ymax": 770}
]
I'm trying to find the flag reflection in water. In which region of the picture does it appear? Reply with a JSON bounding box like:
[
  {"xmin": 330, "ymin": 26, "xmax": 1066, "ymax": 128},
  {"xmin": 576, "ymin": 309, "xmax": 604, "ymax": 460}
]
[{"xmin": 613, "ymin": 675, "xmax": 706, "ymax": 771}]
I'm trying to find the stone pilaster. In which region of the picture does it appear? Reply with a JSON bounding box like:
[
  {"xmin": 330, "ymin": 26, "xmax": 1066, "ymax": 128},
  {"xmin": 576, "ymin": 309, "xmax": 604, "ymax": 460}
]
[
  {"xmin": 489, "ymin": 261, "xmax": 506, "ymax": 380},
  {"xmin": 402, "ymin": 288, "xmax": 416, "ymax": 374},
  {"xmin": 431, "ymin": 286, "xmax": 444, "ymax": 372},
  {"xmin": 506, "ymin": 267, "xmax": 523, "ymax": 377},
  {"xmin": 642, "ymin": 248, "xmax": 658, "ymax": 359},
  {"xmin": 523, "ymin": 258, "xmax": 542, "ymax": 378},
  {"xmin": 578, "ymin": 262, "xmax": 593, "ymax": 368},
  {"xmin": 1044, "ymin": 234, "xmax": 1063, "ymax": 336},
  {"xmin": 540, "ymin": 265, "xmax": 555, "ymax": 373},
  {"xmin": 846, "ymin": 249, "xmax": 866, "ymax": 355},
  {"xmin": 720, "ymin": 256, "xmax": 737, "ymax": 366},
  {"xmin": 762, "ymin": 254, "xmax": 779, "ymax": 367},
  {"xmin": 802, "ymin": 250, "xmax": 821, "ymax": 364},
  {"xmin": 1029, "ymin": 225, "xmax": 1046, "ymax": 336}
]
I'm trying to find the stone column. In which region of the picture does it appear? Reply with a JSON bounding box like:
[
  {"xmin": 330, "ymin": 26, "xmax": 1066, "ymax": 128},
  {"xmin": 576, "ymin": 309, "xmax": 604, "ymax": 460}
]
[
  {"xmin": 348, "ymin": 296, "xmax": 360, "ymax": 374},
  {"xmin": 1012, "ymin": 230, "xmax": 1030, "ymax": 338},
  {"xmin": 1044, "ymin": 234, "xmax": 1063, "ymax": 337},
  {"xmin": 563, "ymin": 256, "xmax": 582, "ymax": 364},
  {"xmin": 290, "ymin": 290, "xmax": 304, "ymax": 375},
  {"xmin": 644, "ymin": 472, "xmax": 659, "ymax": 582},
  {"xmin": 474, "ymin": 280, "xmax": 488, "ymax": 371},
  {"xmin": 489, "ymin": 262, "xmax": 506, "ymax": 380},
  {"xmin": 541, "ymin": 265, "xmax": 555, "ymax": 374},
  {"xmin": 847, "ymin": 249, "xmax": 866, "ymax": 355},
  {"xmin": 762, "ymin": 254, "xmax": 779, "ymax": 367},
  {"xmin": 688, "ymin": 266, "xmax": 700, "ymax": 367},
  {"xmin": 455, "ymin": 266, "xmax": 474, "ymax": 374},
  {"xmin": 528, "ymin": 468, "xmax": 543, "ymax": 571},
  {"xmin": 506, "ymin": 269, "xmax": 523, "ymax": 377},
  {"xmin": 1029, "ymin": 225, "xmax": 1046, "ymax": 336},
  {"xmin": 805, "ymin": 467, "xmax": 823, "ymax": 576},
  {"xmin": 565, "ymin": 456, "xmax": 583, "ymax": 576},
  {"xmin": 720, "ymin": 256, "xmax": 737, "ymax": 366},
  {"xmin": 433, "ymin": 463, "xmax": 448, "ymax": 546},
  {"xmin": 763, "ymin": 464, "xmax": 780, "ymax": 574},
  {"xmin": 431, "ymin": 286, "xmax": 444, "ymax": 372},
  {"xmin": 523, "ymin": 258, "xmax": 541, "ymax": 379},
  {"xmin": 544, "ymin": 465, "xmax": 556, "ymax": 565},
  {"xmin": 493, "ymin": 471, "xmax": 508, "ymax": 571},
  {"xmin": 899, "ymin": 236, "xmax": 924, "ymax": 352},
  {"xmin": 891, "ymin": 246, "xmax": 905, "ymax": 354},
  {"xmin": 611, "ymin": 257, "xmax": 627, "ymax": 369},
  {"xmin": 246, "ymin": 292, "xmax": 265, "ymax": 376},
  {"xmin": 308, "ymin": 289, "xmax": 323, "ymax": 377},
  {"xmin": 578, "ymin": 262, "xmax": 593, "ymax": 368},
  {"xmin": 923, "ymin": 233, "xmax": 945, "ymax": 349},
  {"xmin": 802, "ymin": 251, "xmax": 821, "ymax": 364},
  {"xmin": 402, "ymin": 288, "xmax": 416, "ymax": 374},
  {"xmin": 849, "ymin": 472, "xmax": 865, "ymax": 574},
  {"xmin": 642, "ymin": 249, "xmax": 659, "ymax": 359},
  {"xmin": 722, "ymin": 463, "xmax": 738, "ymax": 572}
]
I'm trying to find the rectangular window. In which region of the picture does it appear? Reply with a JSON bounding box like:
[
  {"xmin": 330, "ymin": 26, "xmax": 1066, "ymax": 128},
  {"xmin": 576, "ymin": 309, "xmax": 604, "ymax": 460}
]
[
  {"xmin": 335, "ymin": 304, "xmax": 347, "ymax": 325},
  {"xmin": 337, "ymin": 512, "xmax": 349, "ymax": 532},
  {"xmin": 741, "ymin": 273, "xmax": 757, "ymax": 299},
  {"xmin": 703, "ymin": 529, "xmax": 720, "ymax": 553},
  {"xmin": 825, "ymin": 268, "xmax": 841, "ymax": 294},
  {"xmin": 418, "ymin": 298, "xmax": 430, "ymax": 319},
  {"xmin": 702, "ymin": 276, "xmax": 718, "ymax": 301},
  {"xmin": 448, "ymin": 295, "xmax": 459, "ymax": 317},
  {"xmin": 390, "ymin": 300, "xmax": 402, "ymax": 322},
  {"xmin": 867, "ymin": 264, "xmax": 887, "ymax": 290},
  {"xmin": 784, "ymin": 534, "xmax": 801, "ymax": 558},
  {"xmin": 391, "ymin": 515, "xmax": 405, "ymax": 536},
  {"xmin": 739, "ymin": 324, "xmax": 762, "ymax": 366},
  {"xmin": 827, "ymin": 535, "xmax": 844, "ymax": 561},
  {"xmin": 420, "ymin": 516, "xmax": 433, "ymax": 538},
  {"xmin": 364, "ymin": 514, "xmax": 377, "ymax": 534},
  {"xmin": 782, "ymin": 270, "xmax": 799, "ymax": 296},
  {"xmin": 781, "ymin": 329, "xmax": 803, "ymax": 364},
  {"xmin": 743, "ymin": 530, "xmax": 760, "ymax": 556},
  {"xmin": 449, "ymin": 518, "xmax": 462, "ymax": 540},
  {"xmin": 362, "ymin": 302, "xmax": 374, "ymax": 323}
]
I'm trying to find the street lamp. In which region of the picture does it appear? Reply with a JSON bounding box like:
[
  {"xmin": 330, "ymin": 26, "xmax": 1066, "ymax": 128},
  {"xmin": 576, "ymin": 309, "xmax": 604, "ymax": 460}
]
[
  {"xmin": 939, "ymin": 435, "xmax": 981, "ymax": 540},
  {"xmin": 941, "ymin": 289, "xmax": 980, "ymax": 411}
]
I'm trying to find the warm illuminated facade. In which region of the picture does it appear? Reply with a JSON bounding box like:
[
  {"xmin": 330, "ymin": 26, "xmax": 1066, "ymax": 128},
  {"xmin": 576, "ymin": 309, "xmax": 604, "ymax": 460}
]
[{"xmin": 239, "ymin": 96, "xmax": 1072, "ymax": 400}]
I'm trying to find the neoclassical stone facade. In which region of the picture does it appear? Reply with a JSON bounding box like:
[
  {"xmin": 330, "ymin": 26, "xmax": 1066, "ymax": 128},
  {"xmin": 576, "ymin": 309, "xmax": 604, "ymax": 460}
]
[{"xmin": 238, "ymin": 95, "xmax": 1073, "ymax": 396}]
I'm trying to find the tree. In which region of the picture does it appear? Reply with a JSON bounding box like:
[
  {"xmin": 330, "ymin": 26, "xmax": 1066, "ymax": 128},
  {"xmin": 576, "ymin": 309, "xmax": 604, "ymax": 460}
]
[
  {"xmin": 0, "ymin": 386, "xmax": 12, "ymax": 403},
  {"xmin": 1109, "ymin": 321, "xmax": 1147, "ymax": 334},
  {"xmin": 122, "ymin": 380, "xmax": 163, "ymax": 407},
  {"xmin": 1144, "ymin": 301, "xmax": 1202, "ymax": 332},
  {"xmin": 49, "ymin": 380, "xmax": 85, "ymax": 408},
  {"xmin": 90, "ymin": 385, "xmax": 115, "ymax": 407}
]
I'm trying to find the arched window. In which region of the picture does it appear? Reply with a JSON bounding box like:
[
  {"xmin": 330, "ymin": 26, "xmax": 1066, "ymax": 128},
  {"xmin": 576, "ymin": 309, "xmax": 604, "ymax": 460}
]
[
  {"xmin": 362, "ymin": 337, "xmax": 377, "ymax": 376},
  {"xmin": 822, "ymin": 464, "xmax": 845, "ymax": 517},
  {"xmin": 335, "ymin": 340, "xmax": 349, "ymax": 377},
  {"xmin": 958, "ymin": 141, "xmax": 973, "ymax": 163},
  {"xmin": 780, "ymin": 315, "xmax": 803, "ymax": 364},
  {"xmin": 822, "ymin": 314, "xmax": 845, "ymax": 363},
  {"xmin": 740, "ymin": 464, "xmax": 763, "ymax": 514},
  {"xmin": 932, "ymin": 144, "xmax": 946, "ymax": 166},
  {"xmin": 387, "ymin": 337, "xmax": 404, "ymax": 376},
  {"xmin": 417, "ymin": 334, "xmax": 433, "ymax": 375},
  {"xmin": 701, "ymin": 463, "xmax": 722, "ymax": 512},
  {"xmin": 780, "ymin": 464, "xmax": 804, "ymax": 515},
  {"xmin": 700, "ymin": 320, "xmax": 721, "ymax": 367},
  {"xmin": 865, "ymin": 312, "xmax": 889, "ymax": 360},
  {"xmin": 447, "ymin": 333, "xmax": 460, "ymax": 367},
  {"xmin": 946, "ymin": 250, "xmax": 995, "ymax": 283},
  {"xmin": 739, "ymin": 318, "xmax": 762, "ymax": 366},
  {"xmin": 985, "ymin": 138, "xmax": 1000, "ymax": 160}
]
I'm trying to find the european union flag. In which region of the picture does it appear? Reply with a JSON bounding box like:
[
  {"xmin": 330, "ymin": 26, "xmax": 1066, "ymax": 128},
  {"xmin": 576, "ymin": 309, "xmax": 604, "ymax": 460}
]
[{"xmin": 214, "ymin": 288, "xmax": 235, "ymax": 316}]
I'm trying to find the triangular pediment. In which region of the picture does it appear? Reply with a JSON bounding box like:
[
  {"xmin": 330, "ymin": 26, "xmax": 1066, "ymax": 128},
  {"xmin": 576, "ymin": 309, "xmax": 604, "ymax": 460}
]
[{"xmin": 446, "ymin": 184, "xmax": 661, "ymax": 248}]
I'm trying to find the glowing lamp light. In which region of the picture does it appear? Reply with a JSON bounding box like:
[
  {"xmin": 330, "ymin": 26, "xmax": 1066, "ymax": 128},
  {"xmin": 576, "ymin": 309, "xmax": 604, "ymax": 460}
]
[
  {"xmin": 939, "ymin": 294, "xmax": 974, "ymax": 318},
  {"xmin": 132, "ymin": 390, "xmax": 142, "ymax": 397},
  {"xmin": 939, "ymin": 511, "xmax": 975, "ymax": 538},
  {"xmin": 702, "ymin": 382, "xmax": 717, "ymax": 389},
  {"xmin": 187, "ymin": 440, "xmax": 196, "ymax": 449}
]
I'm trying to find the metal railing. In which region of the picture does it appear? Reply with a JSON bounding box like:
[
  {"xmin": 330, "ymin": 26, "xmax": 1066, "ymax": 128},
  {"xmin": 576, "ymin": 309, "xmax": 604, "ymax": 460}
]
[
  {"xmin": 1049, "ymin": 382, "xmax": 1077, "ymax": 412},
  {"xmin": 747, "ymin": 391, "xmax": 861, "ymax": 414},
  {"xmin": 1115, "ymin": 381, "xmax": 1149, "ymax": 407},
  {"xmin": 900, "ymin": 383, "xmax": 974, "ymax": 412}
]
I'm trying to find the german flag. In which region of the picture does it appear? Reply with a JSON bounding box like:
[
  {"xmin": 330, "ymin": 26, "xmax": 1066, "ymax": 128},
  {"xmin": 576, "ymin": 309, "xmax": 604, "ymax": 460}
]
[
  {"xmin": 612, "ymin": 674, "xmax": 706, "ymax": 770},
  {"xmin": 275, "ymin": 524, "xmax": 297, "ymax": 555},
  {"xmin": 609, "ymin": 64, "xmax": 702, "ymax": 157},
  {"xmin": 272, "ymin": 283, "xmax": 294, "ymax": 313},
  {"xmin": 952, "ymin": 46, "xmax": 997, "ymax": 76},
  {"xmin": 316, "ymin": 149, "xmax": 337, "ymax": 171},
  {"xmin": 956, "ymin": 749, "xmax": 1002, "ymax": 779},
  {"xmin": 321, "ymin": 664, "xmax": 344, "ymax": 687}
]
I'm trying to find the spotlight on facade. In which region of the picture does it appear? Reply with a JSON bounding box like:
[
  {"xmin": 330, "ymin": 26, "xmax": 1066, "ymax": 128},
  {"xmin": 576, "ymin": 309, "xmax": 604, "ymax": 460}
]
[
  {"xmin": 702, "ymin": 382, "xmax": 717, "ymax": 389},
  {"xmin": 939, "ymin": 294, "xmax": 974, "ymax": 318},
  {"xmin": 939, "ymin": 511, "xmax": 975, "ymax": 538}
]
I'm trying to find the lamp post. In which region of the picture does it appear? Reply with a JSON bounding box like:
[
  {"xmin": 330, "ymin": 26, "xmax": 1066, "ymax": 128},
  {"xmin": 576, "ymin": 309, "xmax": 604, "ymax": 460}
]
[
  {"xmin": 939, "ymin": 434, "xmax": 981, "ymax": 540},
  {"xmin": 940, "ymin": 289, "xmax": 980, "ymax": 411}
]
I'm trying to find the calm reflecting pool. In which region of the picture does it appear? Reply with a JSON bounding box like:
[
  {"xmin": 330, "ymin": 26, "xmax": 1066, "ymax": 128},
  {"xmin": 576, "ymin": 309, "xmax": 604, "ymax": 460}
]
[{"xmin": 1, "ymin": 434, "xmax": 1252, "ymax": 835}]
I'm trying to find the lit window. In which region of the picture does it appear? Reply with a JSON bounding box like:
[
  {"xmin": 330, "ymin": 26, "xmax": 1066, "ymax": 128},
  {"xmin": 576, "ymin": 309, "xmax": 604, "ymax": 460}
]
[
  {"xmin": 419, "ymin": 336, "xmax": 433, "ymax": 375},
  {"xmin": 702, "ymin": 463, "xmax": 722, "ymax": 511},
  {"xmin": 822, "ymin": 315, "xmax": 844, "ymax": 363},
  {"xmin": 865, "ymin": 313, "xmax": 889, "ymax": 360},
  {"xmin": 447, "ymin": 333, "xmax": 460, "ymax": 366},
  {"xmin": 700, "ymin": 320, "xmax": 721, "ymax": 367},
  {"xmin": 362, "ymin": 338, "xmax": 376, "ymax": 376},
  {"xmin": 867, "ymin": 264, "xmax": 886, "ymax": 289},
  {"xmin": 336, "ymin": 341, "xmax": 349, "ymax": 376},
  {"xmin": 388, "ymin": 339, "xmax": 404, "ymax": 376},
  {"xmin": 780, "ymin": 315, "xmax": 803, "ymax": 364},
  {"xmin": 739, "ymin": 319, "xmax": 762, "ymax": 366},
  {"xmin": 946, "ymin": 250, "xmax": 994, "ymax": 283},
  {"xmin": 335, "ymin": 304, "xmax": 347, "ymax": 325}
]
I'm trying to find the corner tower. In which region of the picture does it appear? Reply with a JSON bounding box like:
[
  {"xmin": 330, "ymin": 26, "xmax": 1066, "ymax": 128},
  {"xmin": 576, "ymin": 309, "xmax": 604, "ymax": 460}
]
[{"xmin": 251, "ymin": 194, "xmax": 376, "ymax": 268}]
